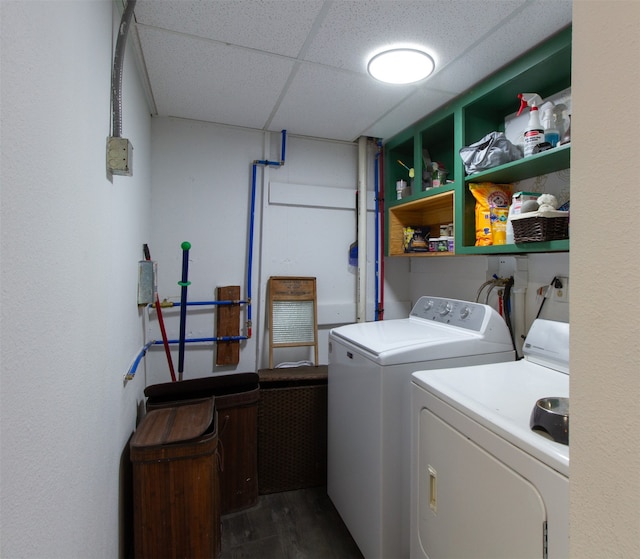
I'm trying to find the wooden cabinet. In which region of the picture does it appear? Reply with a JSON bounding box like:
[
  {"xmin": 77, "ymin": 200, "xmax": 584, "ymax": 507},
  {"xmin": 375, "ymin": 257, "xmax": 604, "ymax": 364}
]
[{"xmin": 384, "ymin": 27, "xmax": 571, "ymax": 257}]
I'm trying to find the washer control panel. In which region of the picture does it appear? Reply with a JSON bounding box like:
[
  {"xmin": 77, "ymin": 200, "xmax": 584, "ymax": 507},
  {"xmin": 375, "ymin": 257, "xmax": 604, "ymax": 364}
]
[{"xmin": 410, "ymin": 296, "xmax": 488, "ymax": 331}]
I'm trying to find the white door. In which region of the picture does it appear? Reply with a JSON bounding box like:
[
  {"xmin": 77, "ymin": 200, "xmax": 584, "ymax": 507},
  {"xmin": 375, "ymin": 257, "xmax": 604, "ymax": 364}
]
[{"xmin": 415, "ymin": 408, "xmax": 546, "ymax": 559}]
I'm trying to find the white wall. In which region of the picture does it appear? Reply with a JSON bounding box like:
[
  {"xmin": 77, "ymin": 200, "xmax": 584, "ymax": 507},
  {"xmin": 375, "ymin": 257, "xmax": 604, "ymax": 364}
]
[
  {"xmin": 408, "ymin": 252, "xmax": 570, "ymax": 335},
  {"xmin": 147, "ymin": 121, "xmax": 409, "ymax": 376},
  {"xmin": 1, "ymin": 2, "xmax": 151, "ymax": 557},
  {"xmin": 1, "ymin": 1, "xmax": 638, "ymax": 558},
  {"xmin": 571, "ymin": 2, "xmax": 640, "ymax": 557}
]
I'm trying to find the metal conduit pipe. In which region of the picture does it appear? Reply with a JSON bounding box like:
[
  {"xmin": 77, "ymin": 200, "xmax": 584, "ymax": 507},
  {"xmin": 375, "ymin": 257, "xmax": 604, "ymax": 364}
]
[
  {"xmin": 111, "ymin": 0, "xmax": 136, "ymax": 137},
  {"xmin": 356, "ymin": 136, "xmax": 367, "ymax": 322}
]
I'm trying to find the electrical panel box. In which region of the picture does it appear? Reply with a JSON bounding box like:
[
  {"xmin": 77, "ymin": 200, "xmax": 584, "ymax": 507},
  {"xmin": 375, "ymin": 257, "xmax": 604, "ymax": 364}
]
[{"xmin": 107, "ymin": 136, "xmax": 133, "ymax": 176}]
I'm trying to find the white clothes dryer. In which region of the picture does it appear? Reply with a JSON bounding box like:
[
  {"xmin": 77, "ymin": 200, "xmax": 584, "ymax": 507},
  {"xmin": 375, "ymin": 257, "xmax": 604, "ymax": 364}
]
[
  {"xmin": 410, "ymin": 319, "xmax": 570, "ymax": 559},
  {"xmin": 328, "ymin": 296, "xmax": 515, "ymax": 559}
]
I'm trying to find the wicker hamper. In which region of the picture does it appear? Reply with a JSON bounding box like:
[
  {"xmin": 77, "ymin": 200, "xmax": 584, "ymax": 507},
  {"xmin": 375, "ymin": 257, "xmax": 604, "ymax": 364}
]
[
  {"xmin": 131, "ymin": 397, "xmax": 220, "ymax": 559},
  {"xmin": 511, "ymin": 210, "xmax": 569, "ymax": 243},
  {"xmin": 145, "ymin": 373, "xmax": 259, "ymax": 514},
  {"xmin": 257, "ymin": 366, "xmax": 328, "ymax": 494}
]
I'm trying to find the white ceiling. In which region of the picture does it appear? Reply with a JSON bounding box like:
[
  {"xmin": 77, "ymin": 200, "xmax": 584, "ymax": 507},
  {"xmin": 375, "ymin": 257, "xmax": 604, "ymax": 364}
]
[{"xmin": 130, "ymin": 0, "xmax": 572, "ymax": 143}]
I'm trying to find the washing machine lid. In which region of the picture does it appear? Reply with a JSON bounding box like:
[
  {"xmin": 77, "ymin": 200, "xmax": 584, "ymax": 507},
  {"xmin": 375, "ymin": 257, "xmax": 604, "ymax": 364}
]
[
  {"xmin": 412, "ymin": 360, "xmax": 569, "ymax": 476},
  {"xmin": 523, "ymin": 318, "xmax": 569, "ymax": 373},
  {"xmin": 330, "ymin": 319, "xmax": 513, "ymax": 365},
  {"xmin": 329, "ymin": 296, "xmax": 514, "ymax": 365}
]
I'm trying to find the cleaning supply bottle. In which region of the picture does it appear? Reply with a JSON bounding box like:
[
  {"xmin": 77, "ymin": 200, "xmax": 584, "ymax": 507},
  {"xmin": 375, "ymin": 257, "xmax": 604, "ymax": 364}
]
[
  {"xmin": 540, "ymin": 101, "xmax": 560, "ymax": 147},
  {"xmin": 517, "ymin": 93, "xmax": 544, "ymax": 157},
  {"xmin": 560, "ymin": 114, "xmax": 571, "ymax": 145}
]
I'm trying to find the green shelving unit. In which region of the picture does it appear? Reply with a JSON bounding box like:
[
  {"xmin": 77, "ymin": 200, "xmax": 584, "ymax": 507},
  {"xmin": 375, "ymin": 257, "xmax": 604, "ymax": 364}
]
[{"xmin": 384, "ymin": 26, "xmax": 572, "ymax": 257}]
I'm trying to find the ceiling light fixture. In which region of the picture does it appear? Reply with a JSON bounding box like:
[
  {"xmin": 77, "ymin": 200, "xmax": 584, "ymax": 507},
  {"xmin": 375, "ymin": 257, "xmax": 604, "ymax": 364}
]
[{"xmin": 367, "ymin": 48, "xmax": 435, "ymax": 85}]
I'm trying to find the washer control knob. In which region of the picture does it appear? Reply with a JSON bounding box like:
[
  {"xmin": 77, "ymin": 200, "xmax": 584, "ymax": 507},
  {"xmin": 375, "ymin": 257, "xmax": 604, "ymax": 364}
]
[
  {"xmin": 423, "ymin": 300, "xmax": 434, "ymax": 312},
  {"xmin": 439, "ymin": 302, "xmax": 452, "ymax": 316},
  {"xmin": 459, "ymin": 306, "xmax": 471, "ymax": 320}
]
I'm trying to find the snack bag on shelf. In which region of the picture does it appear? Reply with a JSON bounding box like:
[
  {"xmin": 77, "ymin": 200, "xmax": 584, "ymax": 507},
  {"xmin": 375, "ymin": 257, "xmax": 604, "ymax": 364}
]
[{"xmin": 469, "ymin": 182, "xmax": 512, "ymax": 246}]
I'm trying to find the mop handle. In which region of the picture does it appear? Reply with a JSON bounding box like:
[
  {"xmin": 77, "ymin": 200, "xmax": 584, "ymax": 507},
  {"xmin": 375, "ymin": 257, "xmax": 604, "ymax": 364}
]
[
  {"xmin": 143, "ymin": 244, "xmax": 176, "ymax": 382},
  {"xmin": 177, "ymin": 241, "xmax": 191, "ymax": 381}
]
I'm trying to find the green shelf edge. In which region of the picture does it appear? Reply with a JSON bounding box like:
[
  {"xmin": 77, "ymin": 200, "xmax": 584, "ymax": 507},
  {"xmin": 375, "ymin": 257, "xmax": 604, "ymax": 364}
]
[
  {"xmin": 386, "ymin": 184, "xmax": 456, "ymax": 209},
  {"xmin": 465, "ymin": 144, "xmax": 570, "ymax": 185},
  {"xmin": 456, "ymin": 238, "xmax": 570, "ymax": 255}
]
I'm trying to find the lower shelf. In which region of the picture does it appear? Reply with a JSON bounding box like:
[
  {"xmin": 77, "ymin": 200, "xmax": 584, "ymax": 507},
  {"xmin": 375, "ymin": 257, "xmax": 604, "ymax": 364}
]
[
  {"xmin": 456, "ymin": 238, "xmax": 570, "ymax": 255},
  {"xmin": 387, "ymin": 190, "xmax": 455, "ymax": 257}
]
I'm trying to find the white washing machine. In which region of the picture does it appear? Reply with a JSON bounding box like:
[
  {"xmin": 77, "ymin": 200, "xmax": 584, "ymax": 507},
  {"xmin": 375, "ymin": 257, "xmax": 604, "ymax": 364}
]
[
  {"xmin": 410, "ymin": 319, "xmax": 570, "ymax": 559},
  {"xmin": 328, "ymin": 296, "xmax": 515, "ymax": 559}
]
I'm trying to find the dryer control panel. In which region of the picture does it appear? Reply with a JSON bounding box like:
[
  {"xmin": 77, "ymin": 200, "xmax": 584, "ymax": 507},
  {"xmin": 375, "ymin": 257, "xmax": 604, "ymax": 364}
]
[{"xmin": 410, "ymin": 296, "xmax": 489, "ymax": 332}]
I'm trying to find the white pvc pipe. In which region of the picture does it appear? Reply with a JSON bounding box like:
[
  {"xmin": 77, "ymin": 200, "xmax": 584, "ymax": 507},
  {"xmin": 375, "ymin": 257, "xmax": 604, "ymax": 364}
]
[
  {"xmin": 357, "ymin": 136, "xmax": 367, "ymax": 322},
  {"xmin": 513, "ymin": 287, "xmax": 527, "ymax": 357}
]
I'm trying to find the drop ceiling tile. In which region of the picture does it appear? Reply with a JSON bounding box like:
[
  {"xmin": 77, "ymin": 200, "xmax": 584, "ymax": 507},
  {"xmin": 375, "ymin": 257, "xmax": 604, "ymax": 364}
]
[
  {"xmin": 303, "ymin": 0, "xmax": 528, "ymax": 74},
  {"xmin": 269, "ymin": 64, "xmax": 411, "ymax": 141},
  {"xmin": 362, "ymin": 87, "xmax": 456, "ymax": 141},
  {"xmin": 135, "ymin": 0, "xmax": 324, "ymax": 57},
  {"xmin": 132, "ymin": 0, "xmax": 573, "ymax": 143},
  {"xmin": 138, "ymin": 26, "xmax": 295, "ymax": 129},
  {"xmin": 426, "ymin": 15, "xmax": 572, "ymax": 96}
]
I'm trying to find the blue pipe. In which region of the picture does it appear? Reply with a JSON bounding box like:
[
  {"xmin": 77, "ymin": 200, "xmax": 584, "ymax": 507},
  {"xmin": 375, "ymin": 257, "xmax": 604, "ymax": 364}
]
[
  {"xmin": 125, "ymin": 340, "xmax": 155, "ymax": 380},
  {"xmin": 248, "ymin": 162, "xmax": 257, "ymax": 337},
  {"xmin": 155, "ymin": 336, "xmax": 249, "ymax": 345},
  {"xmin": 128, "ymin": 130, "xmax": 288, "ymax": 382},
  {"xmin": 149, "ymin": 300, "xmax": 249, "ymax": 308},
  {"xmin": 126, "ymin": 336, "xmax": 252, "ymax": 380},
  {"xmin": 247, "ymin": 130, "xmax": 287, "ymax": 338},
  {"xmin": 281, "ymin": 129, "xmax": 287, "ymax": 164}
]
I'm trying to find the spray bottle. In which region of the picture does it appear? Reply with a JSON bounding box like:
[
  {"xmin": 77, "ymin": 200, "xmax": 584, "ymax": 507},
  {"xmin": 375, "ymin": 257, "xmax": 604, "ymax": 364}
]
[
  {"xmin": 540, "ymin": 101, "xmax": 560, "ymax": 147},
  {"xmin": 517, "ymin": 93, "xmax": 544, "ymax": 157}
]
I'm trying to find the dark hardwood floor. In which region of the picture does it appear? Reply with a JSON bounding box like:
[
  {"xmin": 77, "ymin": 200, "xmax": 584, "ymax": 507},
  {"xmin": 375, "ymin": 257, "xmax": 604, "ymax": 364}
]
[{"xmin": 220, "ymin": 487, "xmax": 364, "ymax": 559}]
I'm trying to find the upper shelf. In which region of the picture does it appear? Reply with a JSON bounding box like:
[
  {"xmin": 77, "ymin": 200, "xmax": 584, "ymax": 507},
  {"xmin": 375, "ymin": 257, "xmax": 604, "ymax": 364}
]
[{"xmin": 465, "ymin": 143, "xmax": 570, "ymax": 185}]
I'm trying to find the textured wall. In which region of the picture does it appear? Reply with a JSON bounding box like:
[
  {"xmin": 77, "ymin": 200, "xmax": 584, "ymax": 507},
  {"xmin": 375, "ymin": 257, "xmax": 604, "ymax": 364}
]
[
  {"xmin": 571, "ymin": 1, "xmax": 640, "ymax": 557},
  {"xmin": 0, "ymin": 2, "xmax": 151, "ymax": 557}
]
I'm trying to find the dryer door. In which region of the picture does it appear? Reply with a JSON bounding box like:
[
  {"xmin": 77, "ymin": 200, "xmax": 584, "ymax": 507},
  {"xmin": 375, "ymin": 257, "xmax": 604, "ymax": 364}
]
[{"xmin": 415, "ymin": 408, "xmax": 546, "ymax": 559}]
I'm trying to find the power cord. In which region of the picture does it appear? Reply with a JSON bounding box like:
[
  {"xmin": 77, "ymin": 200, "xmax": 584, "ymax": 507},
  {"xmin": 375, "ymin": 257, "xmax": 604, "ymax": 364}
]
[
  {"xmin": 503, "ymin": 276, "xmax": 516, "ymax": 353},
  {"xmin": 535, "ymin": 276, "xmax": 561, "ymax": 319},
  {"xmin": 476, "ymin": 275, "xmax": 517, "ymax": 355}
]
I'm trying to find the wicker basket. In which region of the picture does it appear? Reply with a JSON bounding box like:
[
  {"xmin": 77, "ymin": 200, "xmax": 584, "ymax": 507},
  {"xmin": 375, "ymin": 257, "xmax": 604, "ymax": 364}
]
[
  {"xmin": 257, "ymin": 366, "xmax": 328, "ymax": 494},
  {"xmin": 511, "ymin": 211, "xmax": 569, "ymax": 243}
]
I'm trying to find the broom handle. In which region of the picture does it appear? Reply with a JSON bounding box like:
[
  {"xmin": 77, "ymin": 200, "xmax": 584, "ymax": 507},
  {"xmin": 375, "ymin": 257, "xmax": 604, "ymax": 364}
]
[
  {"xmin": 143, "ymin": 244, "xmax": 176, "ymax": 382},
  {"xmin": 177, "ymin": 242, "xmax": 191, "ymax": 381}
]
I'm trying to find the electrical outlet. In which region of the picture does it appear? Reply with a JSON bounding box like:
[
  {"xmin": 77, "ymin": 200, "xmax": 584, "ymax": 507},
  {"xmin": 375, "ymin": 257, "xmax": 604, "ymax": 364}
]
[
  {"xmin": 551, "ymin": 276, "xmax": 569, "ymax": 303},
  {"xmin": 489, "ymin": 255, "xmax": 528, "ymax": 286}
]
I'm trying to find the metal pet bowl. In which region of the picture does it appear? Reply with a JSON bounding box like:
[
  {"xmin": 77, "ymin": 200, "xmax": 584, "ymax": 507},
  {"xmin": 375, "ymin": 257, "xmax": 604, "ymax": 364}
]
[{"xmin": 530, "ymin": 397, "xmax": 569, "ymax": 445}]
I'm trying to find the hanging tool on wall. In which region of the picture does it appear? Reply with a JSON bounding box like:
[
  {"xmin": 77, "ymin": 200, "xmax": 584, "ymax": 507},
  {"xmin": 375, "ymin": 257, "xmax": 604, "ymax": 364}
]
[
  {"xmin": 177, "ymin": 241, "xmax": 191, "ymax": 381},
  {"xmin": 143, "ymin": 244, "xmax": 176, "ymax": 382}
]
